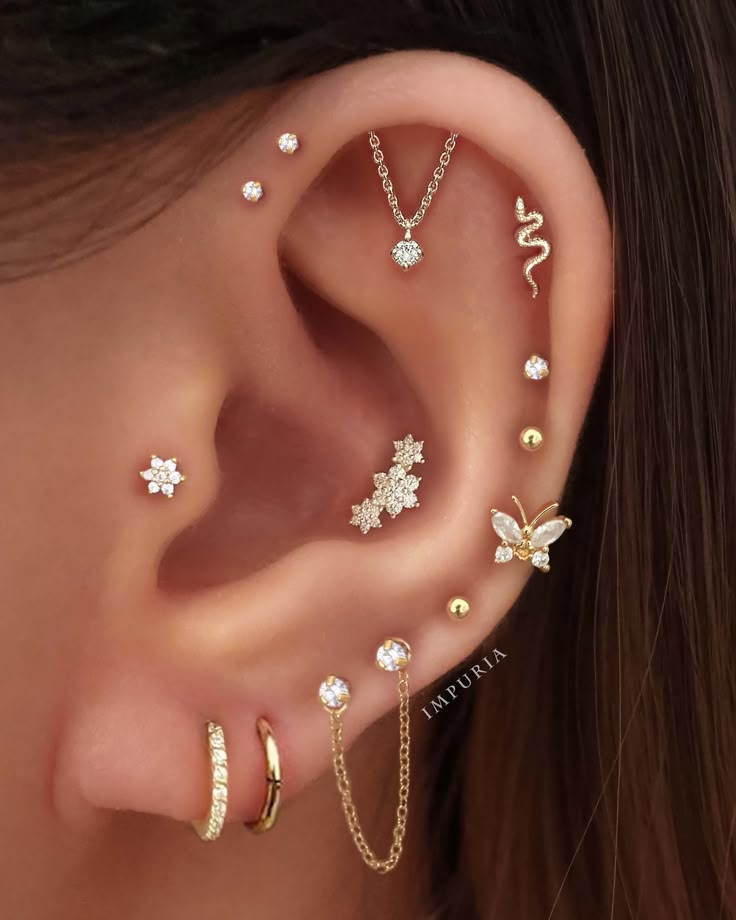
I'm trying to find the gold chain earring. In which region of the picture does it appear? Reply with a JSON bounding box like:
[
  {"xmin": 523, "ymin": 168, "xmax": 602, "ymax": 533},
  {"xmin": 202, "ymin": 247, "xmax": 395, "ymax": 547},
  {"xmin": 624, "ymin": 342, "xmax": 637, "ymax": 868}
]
[{"xmin": 318, "ymin": 638, "xmax": 412, "ymax": 873}]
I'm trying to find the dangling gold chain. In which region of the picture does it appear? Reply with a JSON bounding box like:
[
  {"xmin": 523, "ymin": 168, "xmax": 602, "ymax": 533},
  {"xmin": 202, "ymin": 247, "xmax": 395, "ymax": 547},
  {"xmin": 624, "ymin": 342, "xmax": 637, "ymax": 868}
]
[
  {"xmin": 328, "ymin": 672, "xmax": 411, "ymax": 873},
  {"xmin": 369, "ymin": 130, "xmax": 459, "ymax": 231}
]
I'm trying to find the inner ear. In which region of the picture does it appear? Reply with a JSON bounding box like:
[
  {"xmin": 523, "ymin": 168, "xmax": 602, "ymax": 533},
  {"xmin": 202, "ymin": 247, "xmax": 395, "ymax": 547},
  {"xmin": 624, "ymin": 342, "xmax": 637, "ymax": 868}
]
[{"xmin": 158, "ymin": 266, "xmax": 428, "ymax": 591}]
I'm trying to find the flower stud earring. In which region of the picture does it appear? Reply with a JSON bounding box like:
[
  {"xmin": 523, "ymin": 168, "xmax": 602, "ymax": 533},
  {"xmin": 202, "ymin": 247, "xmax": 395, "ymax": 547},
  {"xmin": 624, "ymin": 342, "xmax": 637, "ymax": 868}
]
[
  {"xmin": 349, "ymin": 434, "xmax": 424, "ymax": 533},
  {"xmin": 140, "ymin": 455, "xmax": 186, "ymax": 498},
  {"xmin": 491, "ymin": 495, "xmax": 571, "ymax": 572},
  {"xmin": 319, "ymin": 637, "xmax": 411, "ymax": 873}
]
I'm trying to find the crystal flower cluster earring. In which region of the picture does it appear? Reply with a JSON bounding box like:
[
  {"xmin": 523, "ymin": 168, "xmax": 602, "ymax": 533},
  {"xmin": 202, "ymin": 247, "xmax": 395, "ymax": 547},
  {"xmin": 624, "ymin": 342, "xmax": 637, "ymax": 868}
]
[
  {"xmin": 140, "ymin": 455, "xmax": 186, "ymax": 498},
  {"xmin": 350, "ymin": 435, "xmax": 425, "ymax": 534},
  {"xmin": 319, "ymin": 637, "xmax": 411, "ymax": 873}
]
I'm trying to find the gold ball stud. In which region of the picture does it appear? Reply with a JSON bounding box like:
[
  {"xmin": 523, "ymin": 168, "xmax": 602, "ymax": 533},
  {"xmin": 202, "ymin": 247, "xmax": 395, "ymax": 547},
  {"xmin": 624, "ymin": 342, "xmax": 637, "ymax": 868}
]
[
  {"xmin": 519, "ymin": 426, "xmax": 544, "ymax": 451},
  {"xmin": 447, "ymin": 596, "xmax": 471, "ymax": 620}
]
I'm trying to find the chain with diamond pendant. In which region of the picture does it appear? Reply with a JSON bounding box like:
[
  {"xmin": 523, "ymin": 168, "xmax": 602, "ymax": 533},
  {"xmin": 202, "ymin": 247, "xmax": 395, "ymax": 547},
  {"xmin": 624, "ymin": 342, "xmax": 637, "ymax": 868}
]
[{"xmin": 368, "ymin": 130, "xmax": 459, "ymax": 270}]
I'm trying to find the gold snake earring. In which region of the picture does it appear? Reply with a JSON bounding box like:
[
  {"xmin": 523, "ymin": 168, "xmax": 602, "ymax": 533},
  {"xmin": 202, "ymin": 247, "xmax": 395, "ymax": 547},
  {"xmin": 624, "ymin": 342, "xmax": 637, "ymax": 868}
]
[{"xmin": 514, "ymin": 196, "xmax": 551, "ymax": 298}]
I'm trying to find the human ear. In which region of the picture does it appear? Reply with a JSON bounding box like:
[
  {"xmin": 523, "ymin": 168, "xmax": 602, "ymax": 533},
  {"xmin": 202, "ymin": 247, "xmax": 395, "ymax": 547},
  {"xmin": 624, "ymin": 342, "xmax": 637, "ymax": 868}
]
[{"xmin": 43, "ymin": 50, "xmax": 610, "ymax": 833}]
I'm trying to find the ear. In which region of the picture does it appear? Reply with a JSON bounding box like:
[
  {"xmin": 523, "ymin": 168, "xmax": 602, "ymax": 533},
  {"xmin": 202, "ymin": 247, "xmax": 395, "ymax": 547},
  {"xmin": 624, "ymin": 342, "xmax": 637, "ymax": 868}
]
[{"xmin": 52, "ymin": 51, "xmax": 611, "ymax": 831}]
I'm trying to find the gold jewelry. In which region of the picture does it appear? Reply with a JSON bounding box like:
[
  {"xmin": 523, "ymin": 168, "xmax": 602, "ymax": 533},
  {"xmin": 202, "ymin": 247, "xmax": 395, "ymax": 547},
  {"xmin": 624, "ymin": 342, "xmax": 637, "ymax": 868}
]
[
  {"xmin": 524, "ymin": 354, "xmax": 550, "ymax": 380},
  {"xmin": 447, "ymin": 596, "xmax": 471, "ymax": 620},
  {"xmin": 277, "ymin": 133, "xmax": 300, "ymax": 155},
  {"xmin": 350, "ymin": 435, "xmax": 424, "ymax": 534},
  {"xmin": 244, "ymin": 717, "xmax": 283, "ymax": 834},
  {"xmin": 192, "ymin": 721, "xmax": 228, "ymax": 841},
  {"xmin": 491, "ymin": 495, "xmax": 572, "ymax": 573},
  {"xmin": 519, "ymin": 426, "xmax": 545, "ymax": 451},
  {"xmin": 318, "ymin": 638, "xmax": 411, "ymax": 874},
  {"xmin": 369, "ymin": 130, "xmax": 459, "ymax": 270},
  {"xmin": 514, "ymin": 196, "xmax": 551, "ymax": 297},
  {"xmin": 242, "ymin": 180, "xmax": 264, "ymax": 202},
  {"xmin": 140, "ymin": 455, "xmax": 186, "ymax": 498}
]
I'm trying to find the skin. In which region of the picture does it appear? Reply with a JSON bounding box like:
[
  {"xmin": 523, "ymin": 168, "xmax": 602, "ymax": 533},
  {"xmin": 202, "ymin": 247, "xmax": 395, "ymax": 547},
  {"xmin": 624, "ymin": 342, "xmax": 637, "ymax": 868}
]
[{"xmin": 0, "ymin": 52, "xmax": 611, "ymax": 918}]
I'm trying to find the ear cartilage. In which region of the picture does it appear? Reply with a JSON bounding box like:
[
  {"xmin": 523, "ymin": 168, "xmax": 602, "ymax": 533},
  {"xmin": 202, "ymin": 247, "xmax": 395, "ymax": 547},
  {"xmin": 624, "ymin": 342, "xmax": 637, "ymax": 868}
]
[
  {"xmin": 140, "ymin": 455, "xmax": 186, "ymax": 498},
  {"xmin": 277, "ymin": 133, "xmax": 300, "ymax": 155},
  {"xmin": 519, "ymin": 427, "xmax": 544, "ymax": 451},
  {"xmin": 491, "ymin": 495, "xmax": 572, "ymax": 573},
  {"xmin": 349, "ymin": 435, "xmax": 425, "ymax": 533},
  {"xmin": 447, "ymin": 597, "xmax": 471, "ymax": 621},
  {"xmin": 524, "ymin": 354, "xmax": 550, "ymax": 380},
  {"xmin": 241, "ymin": 180, "xmax": 264, "ymax": 202},
  {"xmin": 514, "ymin": 196, "xmax": 551, "ymax": 298}
]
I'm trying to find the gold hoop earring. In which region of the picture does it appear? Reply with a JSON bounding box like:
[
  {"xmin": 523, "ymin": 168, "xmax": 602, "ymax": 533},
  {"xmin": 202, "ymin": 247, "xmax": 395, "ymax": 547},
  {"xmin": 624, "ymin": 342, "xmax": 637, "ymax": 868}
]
[
  {"xmin": 244, "ymin": 717, "xmax": 283, "ymax": 834},
  {"xmin": 191, "ymin": 721, "xmax": 228, "ymax": 841},
  {"xmin": 318, "ymin": 638, "xmax": 411, "ymax": 873}
]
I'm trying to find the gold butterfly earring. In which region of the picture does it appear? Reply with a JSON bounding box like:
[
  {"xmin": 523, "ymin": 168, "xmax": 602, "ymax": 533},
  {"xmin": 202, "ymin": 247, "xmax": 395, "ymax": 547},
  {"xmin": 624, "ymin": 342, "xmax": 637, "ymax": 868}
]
[{"xmin": 491, "ymin": 495, "xmax": 572, "ymax": 572}]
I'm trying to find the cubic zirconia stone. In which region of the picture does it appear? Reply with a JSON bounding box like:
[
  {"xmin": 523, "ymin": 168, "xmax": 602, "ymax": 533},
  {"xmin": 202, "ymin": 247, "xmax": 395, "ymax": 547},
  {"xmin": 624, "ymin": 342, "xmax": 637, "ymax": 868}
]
[
  {"xmin": 148, "ymin": 482, "xmax": 160, "ymax": 494},
  {"xmin": 524, "ymin": 355, "xmax": 549, "ymax": 380},
  {"xmin": 391, "ymin": 238, "xmax": 423, "ymax": 270},
  {"xmin": 376, "ymin": 639, "xmax": 410, "ymax": 671},
  {"xmin": 277, "ymin": 132, "xmax": 300, "ymax": 155},
  {"xmin": 530, "ymin": 518, "xmax": 568, "ymax": 548},
  {"xmin": 491, "ymin": 511, "xmax": 523, "ymax": 544},
  {"xmin": 242, "ymin": 180, "xmax": 264, "ymax": 202},
  {"xmin": 495, "ymin": 545, "xmax": 514, "ymax": 563},
  {"xmin": 532, "ymin": 550, "xmax": 550, "ymax": 570},
  {"xmin": 319, "ymin": 676, "xmax": 351, "ymax": 711}
]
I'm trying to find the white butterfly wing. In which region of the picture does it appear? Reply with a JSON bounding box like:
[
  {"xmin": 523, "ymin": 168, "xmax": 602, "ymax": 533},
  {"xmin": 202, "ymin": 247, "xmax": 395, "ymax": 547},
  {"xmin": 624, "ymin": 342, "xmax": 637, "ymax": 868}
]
[
  {"xmin": 491, "ymin": 511, "xmax": 523, "ymax": 544},
  {"xmin": 530, "ymin": 517, "xmax": 569, "ymax": 548}
]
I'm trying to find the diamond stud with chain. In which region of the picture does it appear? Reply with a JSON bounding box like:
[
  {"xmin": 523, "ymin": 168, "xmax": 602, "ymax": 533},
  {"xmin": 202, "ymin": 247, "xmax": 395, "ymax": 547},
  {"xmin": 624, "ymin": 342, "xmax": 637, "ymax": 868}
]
[{"xmin": 368, "ymin": 130, "xmax": 459, "ymax": 270}]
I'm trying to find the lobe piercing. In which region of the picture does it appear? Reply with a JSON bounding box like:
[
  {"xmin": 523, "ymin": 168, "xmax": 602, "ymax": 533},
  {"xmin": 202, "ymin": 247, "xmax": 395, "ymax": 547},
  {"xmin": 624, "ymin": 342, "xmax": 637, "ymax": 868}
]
[
  {"xmin": 277, "ymin": 133, "xmax": 300, "ymax": 155},
  {"xmin": 242, "ymin": 180, "xmax": 264, "ymax": 202},
  {"xmin": 447, "ymin": 596, "xmax": 471, "ymax": 620},
  {"xmin": 491, "ymin": 495, "xmax": 572, "ymax": 573},
  {"xmin": 514, "ymin": 196, "xmax": 551, "ymax": 298},
  {"xmin": 191, "ymin": 721, "xmax": 229, "ymax": 841},
  {"xmin": 140, "ymin": 455, "xmax": 186, "ymax": 498},
  {"xmin": 524, "ymin": 354, "xmax": 550, "ymax": 380}
]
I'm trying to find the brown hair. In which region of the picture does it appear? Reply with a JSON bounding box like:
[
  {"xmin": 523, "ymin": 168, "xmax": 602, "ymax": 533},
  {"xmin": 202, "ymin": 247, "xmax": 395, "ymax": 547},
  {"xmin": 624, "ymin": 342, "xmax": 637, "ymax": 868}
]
[{"xmin": 4, "ymin": 1, "xmax": 735, "ymax": 916}]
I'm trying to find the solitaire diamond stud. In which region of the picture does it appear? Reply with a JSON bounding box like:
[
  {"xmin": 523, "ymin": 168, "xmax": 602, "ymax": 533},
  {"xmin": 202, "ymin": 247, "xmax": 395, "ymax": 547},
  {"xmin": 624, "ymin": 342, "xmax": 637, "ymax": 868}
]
[
  {"xmin": 277, "ymin": 133, "xmax": 300, "ymax": 155},
  {"xmin": 242, "ymin": 180, "xmax": 264, "ymax": 202}
]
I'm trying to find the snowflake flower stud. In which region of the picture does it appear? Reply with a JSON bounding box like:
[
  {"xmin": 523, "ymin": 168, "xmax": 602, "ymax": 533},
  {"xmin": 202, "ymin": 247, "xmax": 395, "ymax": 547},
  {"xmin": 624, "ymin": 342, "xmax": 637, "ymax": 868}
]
[
  {"xmin": 349, "ymin": 434, "xmax": 425, "ymax": 533},
  {"xmin": 392, "ymin": 434, "xmax": 425, "ymax": 470},
  {"xmin": 350, "ymin": 498, "xmax": 383, "ymax": 534},
  {"xmin": 140, "ymin": 455, "xmax": 186, "ymax": 499},
  {"xmin": 373, "ymin": 466, "xmax": 421, "ymax": 518}
]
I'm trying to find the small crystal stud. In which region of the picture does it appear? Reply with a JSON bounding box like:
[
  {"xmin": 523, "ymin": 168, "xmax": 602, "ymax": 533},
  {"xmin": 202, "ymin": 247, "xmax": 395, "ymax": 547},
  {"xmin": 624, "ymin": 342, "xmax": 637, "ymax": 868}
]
[
  {"xmin": 319, "ymin": 675, "xmax": 352, "ymax": 713},
  {"xmin": 376, "ymin": 637, "xmax": 411, "ymax": 672},
  {"xmin": 277, "ymin": 133, "xmax": 300, "ymax": 155},
  {"xmin": 241, "ymin": 180, "xmax": 264, "ymax": 202},
  {"xmin": 524, "ymin": 354, "xmax": 550, "ymax": 380},
  {"xmin": 140, "ymin": 455, "xmax": 186, "ymax": 499}
]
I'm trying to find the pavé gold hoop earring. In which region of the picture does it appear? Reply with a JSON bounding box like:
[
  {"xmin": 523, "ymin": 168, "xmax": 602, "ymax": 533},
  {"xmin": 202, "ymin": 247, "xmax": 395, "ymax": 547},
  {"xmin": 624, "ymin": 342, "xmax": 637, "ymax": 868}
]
[
  {"xmin": 369, "ymin": 130, "xmax": 459, "ymax": 270},
  {"xmin": 491, "ymin": 495, "xmax": 572, "ymax": 572},
  {"xmin": 191, "ymin": 721, "xmax": 228, "ymax": 841},
  {"xmin": 318, "ymin": 638, "xmax": 411, "ymax": 874},
  {"xmin": 244, "ymin": 717, "xmax": 283, "ymax": 834},
  {"xmin": 350, "ymin": 434, "xmax": 424, "ymax": 534},
  {"xmin": 514, "ymin": 196, "xmax": 551, "ymax": 297}
]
